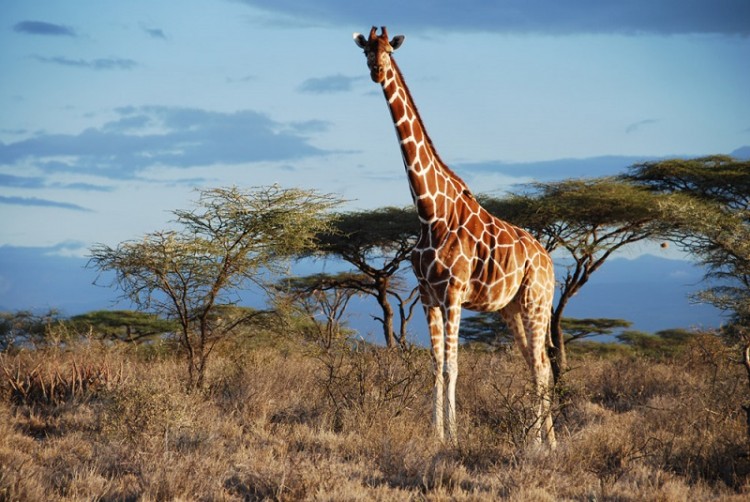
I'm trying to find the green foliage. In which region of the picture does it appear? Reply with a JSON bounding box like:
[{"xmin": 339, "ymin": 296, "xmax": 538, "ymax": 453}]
[
  {"xmin": 274, "ymin": 272, "xmax": 363, "ymax": 349},
  {"xmin": 0, "ymin": 309, "xmax": 64, "ymax": 352},
  {"xmin": 459, "ymin": 312, "xmax": 512, "ymax": 347},
  {"xmin": 459, "ymin": 314, "xmax": 632, "ymax": 347},
  {"xmin": 562, "ymin": 318, "xmax": 632, "ymax": 343},
  {"xmin": 626, "ymin": 155, "xmax": 750, "ymax": 210},
  {"xmin": 616, "ymin": 328, "xmax": 699, "ymax": 359},
  {"xmin": 481, "ymin": 178, "xmax": 675, "ymax": 381},
  {"xmin": 69, "ymin": 310, "xmax": 177, "ymax": 343},
  {"xmin": 90, "ymin": 186, "xmax": 341, "ymax": 314},
  {"xmin": 278, "ymin": 271, "xmax": 372, "ymax": 294},
  {"xmin": 480, "ymin": 178, "xmax": 673, "ymax": 253},
  {"xmin": 318, "ymin": 206, "xmax": 419, "ymax": 263}
]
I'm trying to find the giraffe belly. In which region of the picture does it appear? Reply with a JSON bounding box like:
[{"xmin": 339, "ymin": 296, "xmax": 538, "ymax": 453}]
[
  {"xmin": 462, "ymin": 277, "xmax": 521, "ymax": 312},
  {"xmin": 463, "ymin": 245, "xmax": 528, "ymax": 311}
]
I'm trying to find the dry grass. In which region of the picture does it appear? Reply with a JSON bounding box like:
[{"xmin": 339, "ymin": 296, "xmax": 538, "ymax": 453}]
[{"xmin": 1, "ymin": 333, "xmax": 749, "ymax": 501}]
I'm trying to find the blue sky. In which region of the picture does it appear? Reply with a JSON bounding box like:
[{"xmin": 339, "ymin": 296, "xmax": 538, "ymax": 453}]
[{"xmin": 0, "ymin": 1, "xmax": 748, "ymax": 325}]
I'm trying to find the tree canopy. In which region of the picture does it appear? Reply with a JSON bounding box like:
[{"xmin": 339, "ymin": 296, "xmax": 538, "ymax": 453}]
[
  {"xmin": 460, "ymin": 312, "xmax": 631, "ymax": 348},
  {"xmin": 316, "ymin": 206, "xmax": 419, "ymax": 268},
  {"xmin": 0, "ymin": 309, "xmax": 62, "ymax": 352},
  {"xmin": 274, "ymin": 272, "xmax": 365, "ymax": 349},
  {"xmin": 481, "ymin": 177, "xmax": 677, "ymax": 381}
]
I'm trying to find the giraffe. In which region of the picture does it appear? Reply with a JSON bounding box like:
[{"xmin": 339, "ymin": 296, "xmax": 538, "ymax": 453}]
[{"xmin": 354, "ymin": 26, "xmax": 556, "ymax": 446}]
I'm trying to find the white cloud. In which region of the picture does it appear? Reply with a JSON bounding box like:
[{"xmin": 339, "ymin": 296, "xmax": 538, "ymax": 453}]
[{"xmin": 0, "ymin": 106, "xmax": 332, "ymax": 180}]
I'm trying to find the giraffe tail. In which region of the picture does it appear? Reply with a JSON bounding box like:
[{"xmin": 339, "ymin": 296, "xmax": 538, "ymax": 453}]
[{"xmin": 545, "ymin": 314, "xmax": 555, "ymax": 348}]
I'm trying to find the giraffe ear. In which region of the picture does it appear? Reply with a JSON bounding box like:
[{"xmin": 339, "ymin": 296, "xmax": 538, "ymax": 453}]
[
  {"xmin": 353, "ymin": 33, "xmax": 367, "ymax": 48},
  {"xmin": 390, "ymin": 35, "xmax": 405, "ymax": 51}
]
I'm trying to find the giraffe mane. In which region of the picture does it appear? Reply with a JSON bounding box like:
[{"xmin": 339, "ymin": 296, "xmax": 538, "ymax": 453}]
[{"xmin": 389, "ymin": 57, "xmax": 473, "ymax": 198}]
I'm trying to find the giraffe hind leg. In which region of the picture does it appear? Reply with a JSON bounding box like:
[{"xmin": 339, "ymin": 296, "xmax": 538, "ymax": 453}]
[
  {"xmin": 500, "ymin": 305, "xmax": 541, "ymax": 444},
  {"xmin": 501, "ymin": 303, "xmax": 556, "ymax": 448},
  {"xmin": 500, "ymin": 303, "xmax": 531, "ymax": 366},
  {"xmin": 522, "ymin": 308, "xmax": 556, "ymax": 449}
]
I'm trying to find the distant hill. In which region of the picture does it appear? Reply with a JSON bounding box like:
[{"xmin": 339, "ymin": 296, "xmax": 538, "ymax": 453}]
[
  {"xmin": 731, "ymin": 145, "xmax": 750, "ymax": 159},
  {"xmin": 561, "ymin": 253, "xmax": 724, "ymax": 333},
  {"xmin": 0, "ymin": 245, "xmax": 123, "ymax": 315}
]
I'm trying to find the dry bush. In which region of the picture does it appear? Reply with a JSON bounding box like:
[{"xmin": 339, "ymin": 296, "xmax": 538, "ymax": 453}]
[
  {"xmin": 640, "ymin": 335, "xmax": 749, "ymax": 487},
  {"xmin": 580, "ymin": 357, "xmax": 686, "ymax": 413},
  {"xmin": 102, "ymin": 364, "xmax": 195, "ymax": 445},
  {"xmin": 313, "ymin": 342, "xmax": 431, "ymax": 432},
  {"xmin": 458, "ymin": 348, "xmax": 550, "ymax": 454},
  {"xmin": 0, "ymin": 404, "xmax": 49, "ymax": 501},
  {"xmin": 561, "ymin": 339, "xmax": 750, "ymax": 493},
  {"xmin": 209, "ymin": 347, "xmax": 320, "ymax": 423}
]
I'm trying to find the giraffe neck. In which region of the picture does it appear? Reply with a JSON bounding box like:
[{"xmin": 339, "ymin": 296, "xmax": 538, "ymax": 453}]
[{"xmin": 380, "ymin": 58, "xmax": 471, "ymax": 224}]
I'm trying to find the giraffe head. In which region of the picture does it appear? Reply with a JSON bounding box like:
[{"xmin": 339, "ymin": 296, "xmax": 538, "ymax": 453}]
[{"xmin": 353, "ymin": 26, "xmax": 404, "ymax": 84}]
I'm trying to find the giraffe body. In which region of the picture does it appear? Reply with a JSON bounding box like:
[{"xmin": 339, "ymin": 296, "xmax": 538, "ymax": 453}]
[{"xmin": 354, "ymin": 27, "xmax": 556, "ymax": 446}]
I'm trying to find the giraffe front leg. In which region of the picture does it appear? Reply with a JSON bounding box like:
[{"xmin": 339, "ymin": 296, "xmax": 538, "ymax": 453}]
[
  {"xmin": 426, "ymin": 306, "xmax": 445, "ymax": 441},
  {"xmin": 444, "ymin": 304, "xmax": 461, "ymax": 443}
]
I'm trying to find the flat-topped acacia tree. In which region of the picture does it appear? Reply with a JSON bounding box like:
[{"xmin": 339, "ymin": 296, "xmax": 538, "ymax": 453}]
[
  {"xmin": 481, "ymin": 177, "xmax": 677, "ymax": 382},
  {"xmin": 315, "ymin": 206, "xmax": 420, "ymax": 348}
]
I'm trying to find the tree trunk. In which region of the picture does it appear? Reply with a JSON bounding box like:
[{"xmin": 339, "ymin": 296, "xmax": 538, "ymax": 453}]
[{"xmin": 376, "ymin": 277, "xmax": 396, "ymax": 348}]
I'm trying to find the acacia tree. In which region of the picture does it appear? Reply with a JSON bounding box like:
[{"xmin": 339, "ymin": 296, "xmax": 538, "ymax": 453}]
[
  {"xmin": 316, "ymin": 207, "xmax": 421, "ymax": 348},
  {"xmin": 0, "ymin": 309, "xmax": 63, "ymax": 352},
  {"xmin": 625, "ymin": 155, "xmax": 750, "ymax": 324},
  {"xmin": 89, "ymin": 186, "xmax": 341, "ymax": 389},
  {"xmin": 617, "ymin": 328, "xmax": 699, "ymax": 359},
  {"xmin": 69, "ymin": 310, "xmax": 177, "ymax": 343},
  {"xmin": 482, "ymin": 178, "xmax": 676, "ymax": 382},
  {"xmin": 560, "ymin": 318, "xmax": 632, "ymax": 344}
]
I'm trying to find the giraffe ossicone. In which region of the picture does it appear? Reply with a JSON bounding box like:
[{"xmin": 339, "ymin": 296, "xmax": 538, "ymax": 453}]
[{"xmin": 354, "ymin": 26, "xmax": 557, "ymax": 447}]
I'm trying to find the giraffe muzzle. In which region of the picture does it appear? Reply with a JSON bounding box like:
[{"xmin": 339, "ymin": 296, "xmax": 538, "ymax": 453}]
[{"xmin": 370, "ymin": 65, "xmax": 385, "ymax": 83}]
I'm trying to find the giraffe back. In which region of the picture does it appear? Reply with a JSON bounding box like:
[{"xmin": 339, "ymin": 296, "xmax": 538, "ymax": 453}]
[{"xmin": 411, "ymin": 193, "xmax": 554, "ymax": 314}]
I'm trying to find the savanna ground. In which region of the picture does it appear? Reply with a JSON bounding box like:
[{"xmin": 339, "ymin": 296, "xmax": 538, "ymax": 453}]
[{"xmin": 1, "ymin": 329, "xmax": 749, "ymax": 501}]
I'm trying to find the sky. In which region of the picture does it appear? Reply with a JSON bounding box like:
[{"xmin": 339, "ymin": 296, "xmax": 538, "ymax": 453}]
[{"xmin": 0, "ymin": 1, "xmax": 749, "ymax": 326}]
